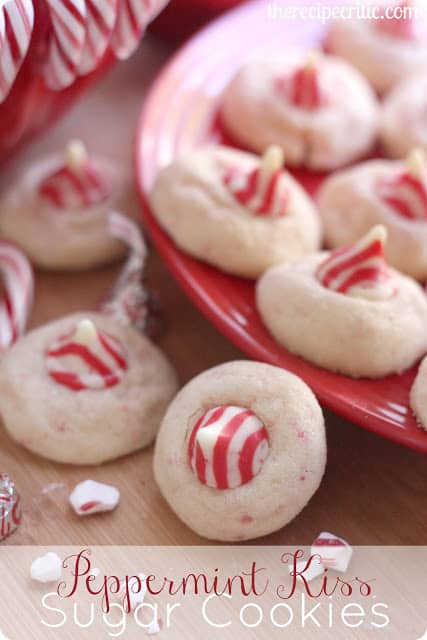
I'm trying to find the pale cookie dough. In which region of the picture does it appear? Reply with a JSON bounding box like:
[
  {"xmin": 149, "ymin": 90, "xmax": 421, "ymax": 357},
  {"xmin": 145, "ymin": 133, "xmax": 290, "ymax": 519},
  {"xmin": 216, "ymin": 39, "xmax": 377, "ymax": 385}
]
[
  {"xmin": 153, "ymin": 361, "xmax": 326, "ymax": 541},
  {"xmin": 318, "ymin": 150, "xmax": 427, "ymax": 280},
  {"xmin": 256, "ymin": 227, "xmax": 427, "ymax": 378},
  {"xmin": 150, "ymin": 145, "xmax": 321, "ymax": 278},
  {"xmin": 410, "ymin": 355, "xmax": 427, "ymax": 432},
  {"xmin": 220, "ymin": 51, "xmax": 378, "ymax": 170},
  {"xmin": 0, "ymin": 141, "xmax": 138, "ymax": 271},
  {"xmin": 327, "ymin": 4, "xmax": 427, "ymax": 94},
  {"xmin": 381, "ymin": 73, "xmax": 427, "ymax": 158},
  {"xmin": 0, "ymin": 312, "xmax": 178, "ymax": 465}
]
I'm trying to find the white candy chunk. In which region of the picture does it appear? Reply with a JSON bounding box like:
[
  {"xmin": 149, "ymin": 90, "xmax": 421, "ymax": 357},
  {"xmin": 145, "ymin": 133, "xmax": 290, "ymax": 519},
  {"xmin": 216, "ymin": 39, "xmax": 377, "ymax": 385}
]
[
  {"xmin": 69, "ymin": 480, "xmax": 120, "ymax": 516},
  {"xmin": 31, "ymin": 552, "xmax": 62, "ymax": 583},
  {"xmin": 293, "ymin": 558, "xmax": 324, "ymax": 582},
  {"xmin": 311, "ymin": 531, "xmax": 353, "ymax": 573},
  {"xmin": 73, "ymin": 319, "xmax": 98, "ymax": 347},
  {"xmin": 0, "ymin": 629, "xmax": 12, "ymax": 640},
  {"xmin": 118, "ymin": 574, "xmax": 147, "ymax": 611},
  {"xmin": 147, "ymin": 619, "xmax": 161, "ymax": 635}
]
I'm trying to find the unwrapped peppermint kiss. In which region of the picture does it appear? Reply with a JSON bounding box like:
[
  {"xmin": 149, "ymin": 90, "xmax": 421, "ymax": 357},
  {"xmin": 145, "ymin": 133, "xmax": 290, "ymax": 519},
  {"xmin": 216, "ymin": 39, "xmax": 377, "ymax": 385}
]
[
  {"xmin": 275, "ymin": 50, "xmax": 329, "ymax": 110},
  {"xmin": 224, "ymin": 145, "xmax": 289, "ymax": 218},
  {"xmin": 69, "ymin": 480, "xmax": 120, "ymax": 516},
  {"xmin": 39, "ymin": 140, "xmax": 111, "ymax": 210},
  {"xmin": 311, "ymin": 532, "xmax": 353, "ymax": 573},
  {"xmin": 30, "ymin": 552, "xmax": 62, "ymax": 583},
  {"xmin": 378, "ymin": 148, "xmax": 427, "ymax": 220},
  {"xmin": 188, "ymin": 405, "xmax": 270, "ymax": 490},
  {"xmin": 46, "ymin": 317, "xmax": 128, "ymax": 391},
  {"xmin": 316, "ymin": 225, "xmax": 395, "ymax": 300},
  {"xmin": 0, "ymin": 473, "xmax": 21, "ymax": 541}
]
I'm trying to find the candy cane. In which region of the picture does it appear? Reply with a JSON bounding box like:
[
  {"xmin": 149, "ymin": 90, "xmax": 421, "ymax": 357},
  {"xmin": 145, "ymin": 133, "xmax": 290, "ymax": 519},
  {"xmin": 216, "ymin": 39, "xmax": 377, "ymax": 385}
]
[
  {"xmin": 0, "ymin": 0, "xmax": 34, "ymax": 104},
  {"xmin": 188, "ymin": 406, "xmax": 270, "ymax": 490},
  {"xmin": 43, "ymin": 0, "xmax": 86, "ymax": 90},
  {"xmin": 224, "ymin": 145, "xmax": 289, "ymax": 218},
  {"xmin": 101, "ymin": 211, "xmax": 148, "ymax": 331},
  {"xmin": 0, "ymin": 239, "xmax": 33, "ymax": 353},
  {"xmin": 110, "ymin": 0, "xmax": 168, "ymax": 60},
  {"xmin": 78, "ymin": 0, "xmax": 117, "ymax": 76},
  {"xmin": 316, "ymin": 226, "xmax": 395, "ymax": 300}
]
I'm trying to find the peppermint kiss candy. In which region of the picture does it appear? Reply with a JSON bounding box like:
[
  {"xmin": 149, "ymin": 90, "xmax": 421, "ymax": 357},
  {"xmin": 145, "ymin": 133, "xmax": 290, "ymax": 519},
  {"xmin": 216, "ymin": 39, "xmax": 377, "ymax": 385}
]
[
  {"xmin": 78, "ymin": 0, "xmax": 117, "ymax": 76},
  {"xmin": 378, "ymin": 149, "xmax": 427, "ymax": 220},
  {"xmin": 46, "ymin": 317, "xmax": 128, "ymax": 390},
  {"xmin": 316, "ymin": 225, "xmax": 395, "ymax": 300},
  {"xmin": 311, "ymin": 532, "xmax": 353, "ymax": 573},
  {"xmin": 0, "ymin": 239, "xmax": 33, "ymax": 354},
  {"xmin": 44, "ymin": 0, "xmax": 86, "ymax": 90},
  {"xmin": 224, "ymin": 145, "xmax": 289, "ymax": 218},
  {"xmin": 375, "ymin": 0, "xmax": 416, "ymax": 40},
  {"xmin": 0, "ymin": 473, "xmax": 21, "ymax": 540},
  {"xmin": 0, "ymin": 0, "xmax": 34, "ymax": 104},
  {"xmin": 39, "ymin": 140, "xmax": 111, "ymax": 209},
  {"xmin": 188, "ymin": 405, "xmax": 270, "ymax": 490},
  {"xmin": 110, "ymin": 0, "xmax": 167, "ymax": 60},
  {"xmin": 101, "ymin": 212, "xmax": 148, "ymax": 332},
  {"xmin": 275, "ymin": 51, "xmax": 329, "ymax": 110},
  {"xmin": 69, "ymin": 479, "xmax": 120, "ymax": 515}
]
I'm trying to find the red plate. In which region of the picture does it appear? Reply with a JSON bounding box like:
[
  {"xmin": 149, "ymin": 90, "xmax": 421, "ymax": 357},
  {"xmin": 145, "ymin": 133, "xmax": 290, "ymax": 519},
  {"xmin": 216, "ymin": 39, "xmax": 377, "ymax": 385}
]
[{"xmin": 135, "ymin": 0, "xmax": 427, "ymax": 453}]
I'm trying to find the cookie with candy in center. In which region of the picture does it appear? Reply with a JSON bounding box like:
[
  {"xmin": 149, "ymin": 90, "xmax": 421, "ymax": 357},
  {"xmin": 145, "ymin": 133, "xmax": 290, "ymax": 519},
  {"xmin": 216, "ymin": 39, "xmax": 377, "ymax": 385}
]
[
  {"xmin": 153, "ymin": 361, "xmax": 326, "ymax": 541},
  {"xmin": 257, "ymin": 226, "xmax": 427, "ymax": 378}
]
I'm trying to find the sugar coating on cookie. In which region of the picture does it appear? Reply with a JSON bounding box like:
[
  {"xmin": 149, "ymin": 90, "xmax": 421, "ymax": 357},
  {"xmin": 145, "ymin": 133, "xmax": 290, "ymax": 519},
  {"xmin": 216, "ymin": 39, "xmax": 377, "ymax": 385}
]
[
  {"xmin": 0, "ymin": 312, "xmax": 178, "ymax": 465},
  {"xmin": 318, "ymin": 150, "xmax": 427, "ymax": 280},
  {"xmin": 257, "ymin": 227, "xmax": 427, "ymax": 378},
  {"xmin": 381, "ymin": 73, "xmax": 427, "ymax": 159},
  {"xmin": 150, "ymin": 145, "xmax": 321, "ymax": 278},
  {"xmin": 153, "ymin": 361, "xmax": 326, "ymax": 541},
  {"xmin": 327, "ymin": 1, "xmax": 427, "ymax": 94},
  {"xmin": 0, "ymin": 141, "xmax": 138, "ymax": 271},
  {"xmin": 409, "ymin": 355, "xmax": 427, "ymax": 432},
  {"xmin": 221, "ymin": 51, "xmax": 378, "ymax": 170}
]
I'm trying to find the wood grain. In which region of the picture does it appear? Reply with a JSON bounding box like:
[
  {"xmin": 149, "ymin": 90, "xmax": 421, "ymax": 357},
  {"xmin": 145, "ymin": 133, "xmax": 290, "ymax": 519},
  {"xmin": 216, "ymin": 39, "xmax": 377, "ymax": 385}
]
[{"xmin": 0, "ymin": 36, "xmax": 425, "ymax": 546}]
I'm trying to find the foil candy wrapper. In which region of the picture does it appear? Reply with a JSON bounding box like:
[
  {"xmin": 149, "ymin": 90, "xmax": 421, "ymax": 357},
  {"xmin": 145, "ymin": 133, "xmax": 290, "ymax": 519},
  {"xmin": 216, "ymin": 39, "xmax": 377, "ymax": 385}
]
[{"xmin": 0, "ymin": 473, "xmax": 21, "ymax": 541}]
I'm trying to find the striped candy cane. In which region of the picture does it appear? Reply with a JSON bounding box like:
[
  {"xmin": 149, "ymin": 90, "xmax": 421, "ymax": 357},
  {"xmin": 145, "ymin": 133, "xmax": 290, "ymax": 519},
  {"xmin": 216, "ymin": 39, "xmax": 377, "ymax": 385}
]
[
  {"xmin": 78, "ymin": 0, "xmax": 117, "ymax": 76},
  {"xmin": 101, "ymin": 211, "xmax": 148, "ymax": 332},
  {"xmin": 110, "ymin": 0, "xmax": 168, "ymax": 60},
  {"xmin": 43, "ymin": 0, "xmax": 86, "ymax": 90},
  {"xmin": 316, "ymin": 226, "xmax": 395, "ymax": 300},
  {"xmin": 0, "ymin": 0, "xmax": 34, "ymax": 104},
  {"xmin": 0, "ymin": 239, "xmax": 33, "ymax": 353},
  {"xmin": 188, "ymin": 406, "xmax": 270, "ymax": 490},
  {"xmin": 224, "ymin": 145, "xmax": 289, "ymax": 218},
  {"xmin": 378, "ymin": 149, "xmax": 427, "ymax": 220}
]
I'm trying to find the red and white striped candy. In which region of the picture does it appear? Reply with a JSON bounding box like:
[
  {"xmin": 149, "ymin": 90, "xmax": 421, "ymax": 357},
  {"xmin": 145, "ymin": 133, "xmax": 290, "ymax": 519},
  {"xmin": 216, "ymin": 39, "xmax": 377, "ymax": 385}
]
[
  {"xmin": 69, "ymin": 479, "xmax": 120, "ymax": 515},
  {"xmin": 78, "ymin": 0, "xmax": 117, "ymax": 76},
  {"xmin": 378, "ymin": 149, "xmax": 427, "ymax": 220},
  {"xmin": 275, "ymin": 52, "xmax": 328, "ymax": 110},
  {"xmin": 0, "ymin": 0, "xmax": 34, "ymax": 104},
  {"xmin": 110, "ymin": 0, "xmax": 167, "ymax": 60},
  {"xmin": 316, "ymin": 225, "xmax": 395, "ymax": 300},
  {"xmin": 375, "ymin": 1, "xmax": 416, "ymax": 40},
  {"xmin": 0, "ymin": 239, "xmax": 33, "ymax": 354},
  {"xmin": 39, "ymin": 140, "xmax": 111, "ymax": 209},
  {"xmin": 46, "ymin": 318, "xmax": 128, "ymax": 390},
  {"xmin": 43, "ymin": 0, "xmax": 86, "ymax": 90},
  {"xmin": 224, "ymin": 145, "xmax": 289, "ymax": 218},
  {"xmin": 188, "ymin": 405, "xmax": 270, "ymax": 490},
  {"xmin": 101, "ymin": 211, "xmax": 148, "ymax": 332},
  {"xmin": 311, "ymin": 532, "xmax": 353, "ymax": 573}
]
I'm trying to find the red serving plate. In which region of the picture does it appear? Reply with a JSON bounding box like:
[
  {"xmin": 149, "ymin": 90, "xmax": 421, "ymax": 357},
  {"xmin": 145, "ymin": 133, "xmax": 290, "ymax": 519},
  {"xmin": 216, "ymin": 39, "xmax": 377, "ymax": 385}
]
[{"xmin": 135, "ymin": 0, "xmax": 427, "ymax": 453}]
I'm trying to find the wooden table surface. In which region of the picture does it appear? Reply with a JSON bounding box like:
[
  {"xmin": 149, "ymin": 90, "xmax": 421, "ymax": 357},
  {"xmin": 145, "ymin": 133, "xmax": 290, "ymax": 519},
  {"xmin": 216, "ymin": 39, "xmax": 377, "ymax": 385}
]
[{"xmin": 0, "ymin": 35, "xmax": 426, "ymax": 547}]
